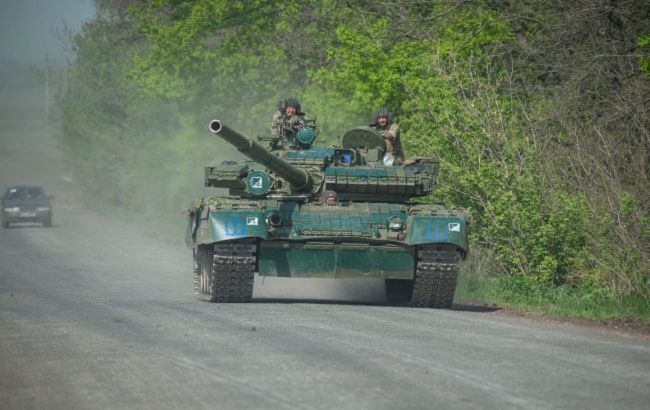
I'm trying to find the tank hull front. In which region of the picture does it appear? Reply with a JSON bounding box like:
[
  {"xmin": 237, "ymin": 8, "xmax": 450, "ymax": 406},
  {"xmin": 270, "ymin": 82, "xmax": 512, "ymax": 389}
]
[
  {"xmin": 258, "ymin": 241, "xmax": 414, "ymax": 279},
  {"xmin": 186, "ymin": 199, "xmax": 468, "ymax": 281}
]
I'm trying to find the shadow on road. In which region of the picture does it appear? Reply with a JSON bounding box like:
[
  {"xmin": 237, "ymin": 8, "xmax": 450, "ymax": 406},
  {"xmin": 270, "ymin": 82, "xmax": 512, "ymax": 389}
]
[
  {"xmin": 451, "ymin": 302, "xmax": 501, "ymax": 313},
  {"xmin": 235, "ymin": 298, "xmax": 503, "ymax": 313}
]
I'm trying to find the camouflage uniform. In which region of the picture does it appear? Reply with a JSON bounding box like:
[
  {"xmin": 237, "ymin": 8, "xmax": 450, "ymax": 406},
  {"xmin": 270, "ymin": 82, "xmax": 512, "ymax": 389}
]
[
  {"xmin": 371, "ymin": 107, "xmax": 404, "ymax": 165},
  {"xmin": 271, "ymin": 113, "xmax": 307, "ymax": 139},
  {"xmin": 271, "ymin": 98, "xmax": 307, "ymax": 148}
]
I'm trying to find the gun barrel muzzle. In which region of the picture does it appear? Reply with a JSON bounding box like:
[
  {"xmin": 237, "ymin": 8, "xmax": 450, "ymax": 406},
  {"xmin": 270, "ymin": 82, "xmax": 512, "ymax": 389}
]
[{"xmin": 209, "ymin": 119, "xmax": 222, "ymax": 134}]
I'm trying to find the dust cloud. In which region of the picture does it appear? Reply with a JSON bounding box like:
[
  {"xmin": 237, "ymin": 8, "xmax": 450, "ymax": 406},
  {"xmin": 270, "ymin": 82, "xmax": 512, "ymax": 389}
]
[
  {"xmin": 0, "ymin": 0, "xmax": 94, "ymax": 197},
  {"xmin": 254, "ymin": 275, "xmax": 388, "ymax": 304},
  {"xmin": 0, "ymin": 64, "xmax": 69, "ymax": 196}
]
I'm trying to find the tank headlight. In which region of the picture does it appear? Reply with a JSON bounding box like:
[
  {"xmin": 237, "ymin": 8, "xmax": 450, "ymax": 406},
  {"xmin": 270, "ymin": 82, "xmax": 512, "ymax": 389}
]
[
  {"xmin": 383, "ymin": 153, "xmax": 395, "ymax": 166},
  {"xmin": 388, "ymin": 217, "xmax": 404, "ymax": 231}
]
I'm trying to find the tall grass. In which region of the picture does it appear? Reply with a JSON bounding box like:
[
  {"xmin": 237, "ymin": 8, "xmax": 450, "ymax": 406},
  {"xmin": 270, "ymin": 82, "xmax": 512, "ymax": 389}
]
[{"xmin": 456, "ymin": 249, "xmax": 650, "ymax": 322}]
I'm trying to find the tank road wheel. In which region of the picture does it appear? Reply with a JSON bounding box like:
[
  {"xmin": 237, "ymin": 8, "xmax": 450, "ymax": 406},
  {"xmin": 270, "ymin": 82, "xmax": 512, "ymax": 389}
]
[
  {"xmin": 193, "ymin": 239, "xmax": 257, "ymax": 303},
  {"xmin": 411, "ymin": 246, "xmax": 461, "ymax": 309}
]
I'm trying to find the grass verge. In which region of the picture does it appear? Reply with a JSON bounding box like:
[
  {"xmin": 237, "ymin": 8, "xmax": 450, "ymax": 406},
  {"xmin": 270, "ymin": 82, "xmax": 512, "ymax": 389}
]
[{"xmin": 455, "ymin": 263, "xmax": 650, "ymax": 323}]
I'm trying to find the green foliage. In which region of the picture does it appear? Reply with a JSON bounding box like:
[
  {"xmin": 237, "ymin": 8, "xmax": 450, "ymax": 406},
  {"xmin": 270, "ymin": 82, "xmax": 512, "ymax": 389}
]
[
  {"xmin": 128, "ymin": 0, "xmax": 311, "ymax": 130},
  {"xmin": 59, "ymin": 15, "xmax": 138, "ymax": 205},
  {"xmin": 639, "ymin": 33, "xmax": 650, "ymax": 75},
  {"xmin": 456, "ymin": 265, "xmax": 650, "ymax": 320}
]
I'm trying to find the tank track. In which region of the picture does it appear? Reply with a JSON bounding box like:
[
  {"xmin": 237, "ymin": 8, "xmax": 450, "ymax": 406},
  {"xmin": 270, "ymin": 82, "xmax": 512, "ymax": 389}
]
[
  {"xmin": 411, "ymin": 246, "xmax": 461, "ymax": 308},
  {"xmin": 193, "ymin": 238, "xmax": 257, "ymax": 303}
]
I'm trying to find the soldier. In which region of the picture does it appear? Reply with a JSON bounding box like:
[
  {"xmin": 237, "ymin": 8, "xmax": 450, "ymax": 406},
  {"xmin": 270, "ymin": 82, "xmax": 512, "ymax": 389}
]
[
  {"xmin": 370, "ymin": 106, "xmax": 404, "ymax": 165},
  {"xmin": 325, "ymin": 190, "xmax": 338, "ymax": 206},
  {"xmin": 271, "ymin": 97, "xmax": 308, "ymax": 149}
]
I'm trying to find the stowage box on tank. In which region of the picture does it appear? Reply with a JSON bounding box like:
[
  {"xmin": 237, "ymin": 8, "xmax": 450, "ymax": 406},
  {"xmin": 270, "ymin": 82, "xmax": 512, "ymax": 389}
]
[{"xmin": 185, "ymin": 117, "xmax": 470, "ymax": 308}]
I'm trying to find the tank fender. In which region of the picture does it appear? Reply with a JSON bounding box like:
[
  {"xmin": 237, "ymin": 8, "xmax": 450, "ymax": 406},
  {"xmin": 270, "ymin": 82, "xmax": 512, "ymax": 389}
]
[
  {"xmin": 404, "ymin": 214, "xmax": 468, "ymax": 254},
  {"xmin": 208, "ymin": 209, "xmax": 269, "ymax": 242}
]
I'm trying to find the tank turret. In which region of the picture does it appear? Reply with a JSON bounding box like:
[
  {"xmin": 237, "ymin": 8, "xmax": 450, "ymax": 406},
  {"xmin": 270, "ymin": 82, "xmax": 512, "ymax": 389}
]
[{"xmin": 206, "ymin": 119, "xmax": 439, "ymax": 202}]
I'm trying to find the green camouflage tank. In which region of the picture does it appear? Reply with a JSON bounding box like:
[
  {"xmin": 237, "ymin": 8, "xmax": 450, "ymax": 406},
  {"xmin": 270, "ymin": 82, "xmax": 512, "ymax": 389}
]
[{"xmin": 185, "ymin": 118, "xmax": 470, "ymax": 308}]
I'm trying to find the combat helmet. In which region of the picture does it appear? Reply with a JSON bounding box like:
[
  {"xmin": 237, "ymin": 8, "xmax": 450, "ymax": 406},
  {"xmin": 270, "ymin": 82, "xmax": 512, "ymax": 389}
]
[
  {"xmin": 285, "ymin": 97, "xmax": 301, "ymax": 113},
  {"xmin": 277, "ymin": 98, "xmax": 302, "ymax": 113},
  {"xmin": 372, "ymin": 106, "xmax": 392, "ymax": 125}
]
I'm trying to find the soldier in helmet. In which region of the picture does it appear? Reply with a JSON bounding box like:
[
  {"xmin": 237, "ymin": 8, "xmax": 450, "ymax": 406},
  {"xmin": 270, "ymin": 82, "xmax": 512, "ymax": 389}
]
[
  {"xmin": 370, "ymin": 106, "xmax": 404, "ymax": 165},
  {"xmin": 325, "ymin": 190, "xmax": 338, "ymax": 206},
  {"xmin": 271, "ymin": 97, "xmax": 308, "ymax": 149},
  {"xmin": 317, "ymin": 189, "xmax": 338, "ymax": 206}
]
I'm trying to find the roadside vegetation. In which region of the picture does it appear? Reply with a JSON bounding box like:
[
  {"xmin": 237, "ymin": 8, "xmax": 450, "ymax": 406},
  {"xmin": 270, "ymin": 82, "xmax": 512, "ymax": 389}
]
[{"xmin": 54, "ymin": 0, "xmax": 649, "ymax": 321}]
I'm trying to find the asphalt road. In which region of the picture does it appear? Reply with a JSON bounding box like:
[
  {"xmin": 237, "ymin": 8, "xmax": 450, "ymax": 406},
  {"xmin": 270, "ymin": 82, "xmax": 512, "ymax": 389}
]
[{"xmin": 1, "ymin": 81, "xmax": 649, "ymax": 410}]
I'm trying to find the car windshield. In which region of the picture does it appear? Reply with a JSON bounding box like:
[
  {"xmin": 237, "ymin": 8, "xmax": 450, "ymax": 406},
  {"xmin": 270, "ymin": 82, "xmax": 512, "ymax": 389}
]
[{"xmin": 4, "ymin": 187, "xmax": 45, "ymax": 200}]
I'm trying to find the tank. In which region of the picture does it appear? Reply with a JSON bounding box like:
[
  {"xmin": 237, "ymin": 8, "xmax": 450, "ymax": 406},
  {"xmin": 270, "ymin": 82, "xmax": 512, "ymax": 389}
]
[{"xmin": 184, "ymin": 118, "xmax": 470, "ymax": 308}]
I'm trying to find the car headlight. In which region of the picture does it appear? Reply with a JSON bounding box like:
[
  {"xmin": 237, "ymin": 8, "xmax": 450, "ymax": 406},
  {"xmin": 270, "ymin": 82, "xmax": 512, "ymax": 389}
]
[
  {"xmin": 4, "ymin": 207, "xmax": 20, "ymax": 213},
  {"xmin": 36, "ymin": 207, "xmax": 51, "ymax": 212}
]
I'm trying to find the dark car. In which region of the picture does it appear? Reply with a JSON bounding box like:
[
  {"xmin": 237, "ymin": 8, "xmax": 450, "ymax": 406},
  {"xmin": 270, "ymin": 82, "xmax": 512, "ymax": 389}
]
[{"xmin": 1, "ymin": 185, "xmax": 53, "ymax": 228}]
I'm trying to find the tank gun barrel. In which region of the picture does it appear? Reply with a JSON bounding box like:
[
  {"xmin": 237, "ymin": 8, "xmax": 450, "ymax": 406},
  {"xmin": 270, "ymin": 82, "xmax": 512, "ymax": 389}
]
[{"xmin": 209, "ymin": 119, "xmax": 312, "ymax": 192}]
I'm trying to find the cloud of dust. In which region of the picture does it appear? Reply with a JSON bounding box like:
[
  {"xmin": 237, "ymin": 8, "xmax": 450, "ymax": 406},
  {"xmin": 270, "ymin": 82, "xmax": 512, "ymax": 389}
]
[
  {"xmin": 253, "ymin": 275, "xmax": 388, "ymax": 304},
  {"xmin": 0, "ymin": 61, "xmax": 73, "ymax": 199}
]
